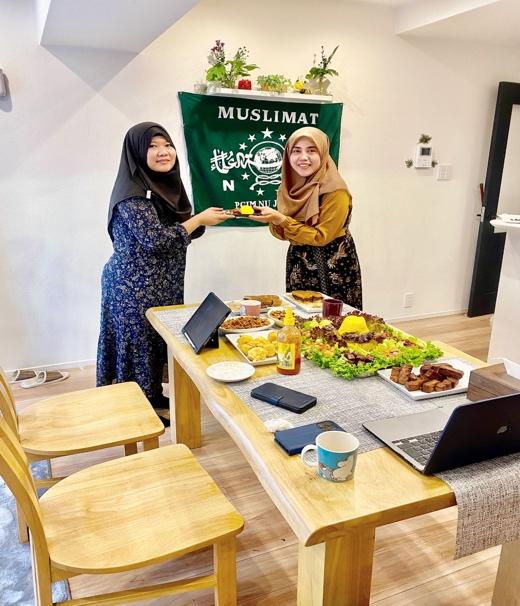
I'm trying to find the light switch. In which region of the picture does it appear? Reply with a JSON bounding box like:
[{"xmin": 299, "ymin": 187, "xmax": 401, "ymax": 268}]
[{"xmin": 436, "ymin": 164, "xmax": 451, "ymax": 181}]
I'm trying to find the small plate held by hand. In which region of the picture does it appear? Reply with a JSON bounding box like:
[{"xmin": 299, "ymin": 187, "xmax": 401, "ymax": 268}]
[{"xmin": 206, "ymin": 362, "xmax": 255, "ymax": 383}]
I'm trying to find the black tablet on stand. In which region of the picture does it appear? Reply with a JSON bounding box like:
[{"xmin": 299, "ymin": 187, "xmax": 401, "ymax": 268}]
[{"xmin": 181, "ymin": 292, "xmax": 231, "ymax": 354}]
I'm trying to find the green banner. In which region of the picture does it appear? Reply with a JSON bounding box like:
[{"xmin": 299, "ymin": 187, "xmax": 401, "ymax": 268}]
[{"xmin": 178, "ymin": 92, "xmax": 343, "ymax": 226}]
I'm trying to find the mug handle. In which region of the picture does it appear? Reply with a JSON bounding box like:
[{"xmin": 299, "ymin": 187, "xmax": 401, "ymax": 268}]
[{"xmin": 301, "ymin": 444, "xmax": 318, "ymax": 467}]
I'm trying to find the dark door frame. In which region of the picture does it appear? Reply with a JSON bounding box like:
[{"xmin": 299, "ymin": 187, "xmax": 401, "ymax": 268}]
[{"xmin": 468, "ymin": 81, "xmax": 520, "ymax": 317}]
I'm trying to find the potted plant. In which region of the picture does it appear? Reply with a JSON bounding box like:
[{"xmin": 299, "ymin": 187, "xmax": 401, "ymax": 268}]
[
  {"xmin": 256, "ymin": 74, "xmax": 292, "ymax": 93},
  {"xmin": 306, "ymin": 45, "xmax": 339, "ymax": 95},
  {"xmin": 206, "ymin": 40, "xmax": 258, "ymax": 89}
]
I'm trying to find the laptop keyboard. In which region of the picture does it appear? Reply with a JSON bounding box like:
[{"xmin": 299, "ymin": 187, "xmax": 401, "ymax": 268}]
[{"xmin": 392, "ymin": 431, "xmax": 442, "ymax": 465}]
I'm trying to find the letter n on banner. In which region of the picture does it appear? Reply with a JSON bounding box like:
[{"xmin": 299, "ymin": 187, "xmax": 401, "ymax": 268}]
[{"xmin": 178, "ymin": 92, "xmax": 343, "ymax": 227}]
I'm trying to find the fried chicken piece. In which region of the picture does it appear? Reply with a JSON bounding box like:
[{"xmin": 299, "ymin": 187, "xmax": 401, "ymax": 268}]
[
  {"xmin": 397, "ymin": 364, "xmax": 413, "ymax": 385},
  {"xmin": 422, "ymin": 380, "xmax": 440, "ymax": 393},
  {"xmin": 435, "ymin": 363, "xmax": 464, "ymax": 381},
  {"xmin": 390, "ymin": 367, "xmax": 401, "ymax": 383},
  {"xmin": 405, "ymin": 379, "xmax": 423, "ymax": 391},
  {"xmin": 434, "ymin": 379, "xmax": 455, "ymax": 392},
  {"xmin": 423, "ymin": 368, "xmax": 443, "ymax": 381}
]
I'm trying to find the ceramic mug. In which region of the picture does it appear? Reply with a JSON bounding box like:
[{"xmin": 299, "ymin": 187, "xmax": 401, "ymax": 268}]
[
  {"xmin": 301, "ymin": 431, "xmax": 359, "ymax": 482},
  {"xmin": 239, "ymin": 299, "xmax": 261, "ymax": 316},
  {"xmin": 322, "ymin": 298, "xmax": 343, "ymax": 318}
]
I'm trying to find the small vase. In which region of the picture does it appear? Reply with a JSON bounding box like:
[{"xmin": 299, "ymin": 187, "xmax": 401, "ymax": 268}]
[
  {"xmin": 308, "ymin": 77, "xmax": 331, "ymax": 96},
  {"xmin": 194, "ymin": 81, "xmax": 208, "ymax": 94}
]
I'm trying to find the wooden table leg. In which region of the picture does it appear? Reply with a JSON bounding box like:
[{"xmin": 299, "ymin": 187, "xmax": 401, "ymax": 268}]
[
  {"xmin": 172, "ymin": 357, "xmax": 201, "ymax": 448},
  {"xmin": 492, "ymin": 540, "xmax": 520, "ymax": 605},
  {"xmin": 297, "ymin": 527, "xmax": 375, "ymax": 606}
]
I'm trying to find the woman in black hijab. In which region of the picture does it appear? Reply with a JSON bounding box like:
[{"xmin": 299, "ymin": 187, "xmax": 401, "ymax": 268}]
[{"xmin": 97, "ymin": 122, "xmax": 227, "ymax": 423}]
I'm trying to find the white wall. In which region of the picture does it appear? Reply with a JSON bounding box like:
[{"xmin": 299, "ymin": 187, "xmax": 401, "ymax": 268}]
[{"xmin": 1, "ymin": 0, "xmax": 520, "ymax": 369}]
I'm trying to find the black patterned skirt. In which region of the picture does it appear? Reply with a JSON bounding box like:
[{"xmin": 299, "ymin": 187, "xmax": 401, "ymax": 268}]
[{"xmin": 286, "ymin": 232, "xmax": 363, "ymax": 309}]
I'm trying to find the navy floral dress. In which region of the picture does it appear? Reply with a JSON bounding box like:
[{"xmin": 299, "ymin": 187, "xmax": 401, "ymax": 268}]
[{"xmin": 96, "ymin": 196, "xmax": 190, "ymax": 405}]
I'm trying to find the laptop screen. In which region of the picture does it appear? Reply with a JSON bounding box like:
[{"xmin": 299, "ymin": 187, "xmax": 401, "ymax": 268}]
[{"xmin": 182, "ymin": 292, "xmax": 230, "ymax": 354}]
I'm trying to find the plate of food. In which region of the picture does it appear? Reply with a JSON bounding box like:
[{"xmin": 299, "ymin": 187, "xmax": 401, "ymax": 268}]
[
  {"xmin": 283, "ymin": 291, "xmax": 330, "ymax": 313},
  {"xmin": 219, "ymin": 315, "xmax": 275, "ymax": 334},
  {"xmin": 224, "ymin": 206, "xmax": 263, "ymax": 218},
  {"xmin": 267, "ymin": 306, "xmax": 300, "ymax": 327},
  {"xmin": 377, "ymin": 358, "xmax": 475, "ymax": 400},
  {"xmin": 226, "ymin": 330, "xmax": 278, "ymax": 365},
  {"xmin": 243, "ymin": 294, "xmax": 283, "ymax": 309}
]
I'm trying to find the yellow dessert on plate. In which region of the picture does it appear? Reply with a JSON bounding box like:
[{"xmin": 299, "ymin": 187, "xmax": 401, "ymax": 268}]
[{"xmin": 338, "ymin": 315, "xmax": 369, "ymax": 336}]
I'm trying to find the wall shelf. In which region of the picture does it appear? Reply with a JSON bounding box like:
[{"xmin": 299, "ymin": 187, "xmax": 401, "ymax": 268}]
[{"xmin": 203, "ymin": 87, "xmax": 333, "ymax": 104}]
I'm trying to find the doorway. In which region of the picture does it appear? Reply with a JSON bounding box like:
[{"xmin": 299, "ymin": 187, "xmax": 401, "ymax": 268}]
[{"xmin": 468, "ymin": 82, "xmax": 520, "ymax": 317}]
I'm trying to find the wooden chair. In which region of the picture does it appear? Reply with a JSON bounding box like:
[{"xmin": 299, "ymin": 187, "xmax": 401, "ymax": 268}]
[
  {"xmin": 0, "ymin": 368, "xmax": 164, "ymax": 541},
  {"xmin": 0, "ymin": 415, "xmax": 244, "ymax": 606}
]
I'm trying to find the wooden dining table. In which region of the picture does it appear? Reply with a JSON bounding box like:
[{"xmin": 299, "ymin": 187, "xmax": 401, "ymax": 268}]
[{"xmin": 146, "ymin": 305, "xmax": 520, "ymax": 606}]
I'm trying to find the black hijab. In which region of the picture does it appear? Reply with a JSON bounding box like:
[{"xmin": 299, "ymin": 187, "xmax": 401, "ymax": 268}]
[{"xmin": 107, "ymin": 122, "xmax": 194, "ymax": 239}]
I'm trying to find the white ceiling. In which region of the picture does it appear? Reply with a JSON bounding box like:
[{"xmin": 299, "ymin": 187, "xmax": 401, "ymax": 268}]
[
  {"xmin": 38, "ymin": 0, "xmax": 520, "ymax": 53},
  {"xmin": 355, "ymin": 0, "xmax": 520, "ymax": 48},
  {"xmin": 38, "ymin": 0, "xmax": 199, "ymax": 52}
]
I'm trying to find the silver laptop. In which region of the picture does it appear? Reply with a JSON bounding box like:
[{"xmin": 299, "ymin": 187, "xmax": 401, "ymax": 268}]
[{"xmin": 363, "ymin": 392, "xmax": 520, "ymax": 474}]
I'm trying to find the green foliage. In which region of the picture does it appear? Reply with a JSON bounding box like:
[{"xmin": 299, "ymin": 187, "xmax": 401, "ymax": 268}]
[
  {"xmin": 418, "ymin": 133, "xmax": 432, "ymax": 144},
  {"xmin": 306, "ymin": 45, "xmax": 339, "ymax": 81},
  {"xmin": 257, "ymin": 74, "xmax": 292, "ymax": 93},
  {"xmin": 301, "ymin": 320, "xmax": 444, "ymax": 380},
  {"xmin": 205, "ymin": 40, "xmax": 258, "ymax": 88}
]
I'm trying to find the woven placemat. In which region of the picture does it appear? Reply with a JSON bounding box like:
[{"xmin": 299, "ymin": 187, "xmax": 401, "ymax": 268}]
[
  {"xmin": 229, "ymin": 360, "xmax": 469, "ymax": 453},
  {"xmin": 153, "ymin": 308, "xmax": 198, "ymax": 337},
  {"xmin": 438, "ymin": 453, "xmax": 520, "ymax": 557},
  {"xmin": 152, "ymin": 307, "xmax": 520, "ymax": 558},
  {"xmin": 229, "ymin": 364, "xmax": 520, "ymax": 559}
]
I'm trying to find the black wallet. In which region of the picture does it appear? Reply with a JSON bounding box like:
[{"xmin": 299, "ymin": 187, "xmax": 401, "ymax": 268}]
[
  {"xmin": 275, "ymin": 420, "xmax": 345, "ymax": 455},
  {"xmin": 250, "ymin": 382, "xmax": 317, "ymax": 414}
]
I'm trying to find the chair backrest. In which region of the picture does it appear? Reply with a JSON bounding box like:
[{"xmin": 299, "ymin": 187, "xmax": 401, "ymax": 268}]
[
  {"xmin": 0, "ymin": 370, "xmax": 18, "ymax": 434},
  {"xmin": 0, "ymin": 416, "xmax": 48, "ymax": 558},
  {"xmin": 0, "ymin": 382, "xmax": 18, "ymax": 437},
  {"xmin": 0, "ymin": 366, "xmax": 10, "ymax": 393}
]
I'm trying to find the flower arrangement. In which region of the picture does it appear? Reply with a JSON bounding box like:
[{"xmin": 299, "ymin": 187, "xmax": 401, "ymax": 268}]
[
  {"xmin": 206, "ymin": 40, "xmax": 259, "ymax": 89},
  {"xmin": 257, "ymin": 74, "xmax": 292, "ymax": 93},
  {"xmin": 202, "ymin": 40, "xmax": 341, "ymax": 96},
  {"xmin": 306, "ymin": 45, "xmax": 339, "ymax": 94}
]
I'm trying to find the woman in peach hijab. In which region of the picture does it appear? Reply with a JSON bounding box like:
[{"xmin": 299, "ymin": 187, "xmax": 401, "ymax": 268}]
[{"xmin": 253, "ymin": 127, "xmax": 362, "ymax": 308}]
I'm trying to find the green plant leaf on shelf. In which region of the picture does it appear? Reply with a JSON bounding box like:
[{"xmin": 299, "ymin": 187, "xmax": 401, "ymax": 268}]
[{"xmin": 257, "ymin": 74, "xmax": 292, "ymax": 93}]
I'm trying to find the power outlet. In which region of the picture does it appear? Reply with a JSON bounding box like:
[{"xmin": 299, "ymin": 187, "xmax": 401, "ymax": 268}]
[{"xmin": 403, "ymin": 292, "xmax": 414, "ymax": 308}]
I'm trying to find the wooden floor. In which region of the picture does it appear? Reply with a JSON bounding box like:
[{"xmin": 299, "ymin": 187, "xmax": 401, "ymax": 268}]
[{"xmin": 12, "ymin": 313, "xmax": 496, "ymax": 605}]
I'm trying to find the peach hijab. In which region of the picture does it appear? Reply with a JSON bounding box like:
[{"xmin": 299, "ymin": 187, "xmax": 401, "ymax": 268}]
[{"xmin": 276, "ymin": 127, "xmax": 350, "ymax": 226}]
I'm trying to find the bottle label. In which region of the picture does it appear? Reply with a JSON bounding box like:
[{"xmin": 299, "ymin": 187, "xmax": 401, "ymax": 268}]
[{"xmin": 277, "ymin": 343, "xmax": 296, "ymax": 370}]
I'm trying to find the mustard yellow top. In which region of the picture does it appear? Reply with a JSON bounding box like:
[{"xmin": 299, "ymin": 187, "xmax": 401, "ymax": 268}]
[{"xmin": 269, "ymin": 190, "xmax": 351, "ymax": 247}]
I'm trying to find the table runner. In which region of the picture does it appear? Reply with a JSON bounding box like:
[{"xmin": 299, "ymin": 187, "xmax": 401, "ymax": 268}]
[{"xmin": 152, "ymin": 307, "xmax": 520, "ymax": 558}]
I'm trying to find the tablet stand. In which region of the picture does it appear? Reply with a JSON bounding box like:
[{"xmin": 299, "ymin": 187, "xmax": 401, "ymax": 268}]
[{"xmin": 204, "ymin": 328, "xmax": 220, "ymax": 350}]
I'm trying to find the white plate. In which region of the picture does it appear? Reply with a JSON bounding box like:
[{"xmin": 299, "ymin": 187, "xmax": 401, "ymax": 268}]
[
  {"xmin": 219, "ymin": 317, "xmax": 275, "ymax": 334},
  {"xmin": 206, "ymin": 362, "xmax": 255, "ymax": 382},
  {"xmin": 226, "ymin": 330, "xmax": 278, "ymax": 366},
  {"xmin": 282, "ymin": 292, "xmax": 331, "ymax": 313},
  {"xmin": 377, "ymin": 358, "xmax": 475, "ymax": 400},
  {"xmin": 266, "ymin": 305, "xmax": 295, "ymax": 327}
]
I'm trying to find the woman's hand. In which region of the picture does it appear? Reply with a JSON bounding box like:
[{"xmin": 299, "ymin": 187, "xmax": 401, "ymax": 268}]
[
  {"xmin": 182, "ymin": 207, "xmax": 228, "ymax": 234},
  {"xmin": 249, "ymin": 207, "xmax": 287, "ymax": 225},
  {"xmin": 195, "ymin": 207, "xmax": 230, "ymax": 226}
]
